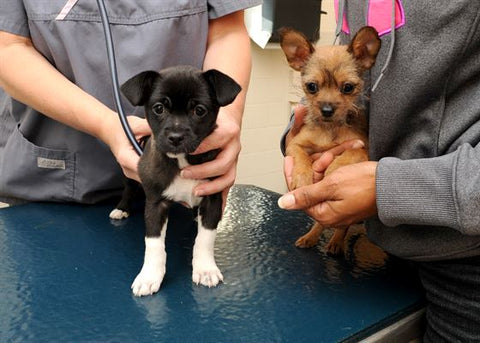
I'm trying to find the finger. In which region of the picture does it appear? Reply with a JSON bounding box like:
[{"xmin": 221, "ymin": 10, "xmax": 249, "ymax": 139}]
[
  {"xmin": 311, "ymin": 139, "xmax": 364, "ymax": 173},
  {"xmin": 312, "ymin": 170, "xmax": 325, "ymax": 184},
  {"xmin": 277, "ymin": 181, "xmax": 332, "ymax": 210},
  {"xmin": 193, "ymin": 167, "xmax": 236, "ymax": 197},
  {"xmin": 193, "ymin": 120, "xmax": 240, "ymax": 155},
  {"xmin": 330, "ymin": 139, "xmax": 365, "ymax": 155},
  {"xmin": 182, "ymin": 143, "xmax": 239, "ymax": 180},
  {"xmin": 183, "ymin": 136, "xmax": 240, "ymax": 178},
  {"xmin": 291, "ymin": 105, "xmax": 308, "ymax": 135},
  {"xmin": 127, "ymin": 116, "xmax": 151, "ymax": 138},
  {"xmin": 120, "ymin": 152, "xmax": 141, "ymax": 182},
  {"xmin": 283, "ymin": 156, "xmax": 294, "ymax": 191},
  {"xmin": 193, "ymin": 131, "xmax": 226, "ymax": 155},
  {"xmin": 221, "ymin": 187, "xmax": 230, "ymax": 212},
  {"xmin": 182, "ymin": 157, "xmax": 228, "ymax": 180},
  {"xmin": 305, "ymin": 202, "xmax": 337, "ymax": 226},
  {"xmin": 312, "ymin": 151, "xmax": 335, "ymax": 174}
]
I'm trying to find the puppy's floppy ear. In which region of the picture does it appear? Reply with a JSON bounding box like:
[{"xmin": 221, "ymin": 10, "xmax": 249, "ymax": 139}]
[
  {"xmin": 121, "ymin": 71, "xmax": 160, "ymax": 106},
  {"xmin": 203, "ymin": 69, "xmax": 242, "ymax": 107},
  {"xmin": 278, "ymin": 27, "xmax": 315, "ymax": 71},
  {"xmin": 348, "ymin": 26, "xmax": 381, "ymax": 70}
]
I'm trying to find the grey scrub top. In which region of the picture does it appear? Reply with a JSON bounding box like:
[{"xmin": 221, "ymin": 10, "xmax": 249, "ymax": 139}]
[{"xmin": 0, "ymin": 0, "xmax": 261, "ymax": 204}]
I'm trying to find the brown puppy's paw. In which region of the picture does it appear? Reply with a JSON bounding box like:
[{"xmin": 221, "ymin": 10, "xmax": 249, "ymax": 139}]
[
  {"xmin": 295, "ymin": 233, "xmax": 319, "ymax": 248},
  {"xmin": 291, "ymin": 171, "xmax": 313, "ymax": 190},
  {"xmin": 326, "ymin": 240, "xmax": 344, "ymax": 256}
]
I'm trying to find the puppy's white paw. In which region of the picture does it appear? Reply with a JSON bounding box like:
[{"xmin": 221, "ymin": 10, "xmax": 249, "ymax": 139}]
[
  {"xmin": 131, "ymin": 265, "xmax": 166, "ymax": 297},
  {"xmin": 109, "ymin": 208, "xmax": 129, "ymax": 220},
  {"xmin": 192, "ymin": 260, "xmax": 223, "ymax": 287}
]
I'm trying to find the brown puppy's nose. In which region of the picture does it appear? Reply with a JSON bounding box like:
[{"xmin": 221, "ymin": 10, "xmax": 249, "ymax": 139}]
[{"xmin": 321, "ymin": 104, "xmax": 335, "ymax": 118}]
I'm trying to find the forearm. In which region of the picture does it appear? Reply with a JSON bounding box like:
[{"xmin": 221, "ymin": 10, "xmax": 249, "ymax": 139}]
[
  {"xmin": 203, "ymin": 11, "xmax": 251, "ymax": 125},
  {"xmin": 0, "ymin": 32, "xmax": 117, "ymax": 145}
]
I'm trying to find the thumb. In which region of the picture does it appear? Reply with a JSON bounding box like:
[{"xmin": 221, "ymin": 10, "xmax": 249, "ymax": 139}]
[
  {"xmin": 277, "ymin": 181, "xmax": 331, "ymax": 210},
  {"xmin": 127, "ymin": 116, "xmax": 151, "ymax": 139},
  {"xmin": 283, "ymin": 156, "xmax": 294, "ymax": 190},
  {"xmin": 291, "ymin": 105, "xmax": 308, "ymax": 136}
]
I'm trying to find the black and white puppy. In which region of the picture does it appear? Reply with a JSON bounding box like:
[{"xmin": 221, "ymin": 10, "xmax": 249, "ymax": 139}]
[{"xmin": 117, "ymin": 65, "xmax": 241, "ymax": 296}]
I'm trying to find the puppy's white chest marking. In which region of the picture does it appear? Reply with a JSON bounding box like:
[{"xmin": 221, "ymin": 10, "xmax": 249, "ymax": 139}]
[
  {"xmin": 163, "ymin": 153, "xmax": 205, "ymax": 207},
  {"xmin": 166, "ymin": 153, "xmax": 189, "ymax": 169},
  {"xmin": 163, "ymin": 176, "xmax": 204, "ymax": 208}
]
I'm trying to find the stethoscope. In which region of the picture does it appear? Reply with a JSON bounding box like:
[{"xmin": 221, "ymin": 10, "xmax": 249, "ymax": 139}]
[{"xmin": 96, "ymin": 0, "xmax": 144, "ymax": 156}]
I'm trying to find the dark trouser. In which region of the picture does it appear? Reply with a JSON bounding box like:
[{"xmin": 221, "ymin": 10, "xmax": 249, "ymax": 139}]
[{"xmin": 419, "ymin": 256, "xmax": 480, "ymax": 342}]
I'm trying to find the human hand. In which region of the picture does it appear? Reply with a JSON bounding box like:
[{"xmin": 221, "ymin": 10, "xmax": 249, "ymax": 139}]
[
  {"xmin": 180, "ymin": 108, "xmax": 241, "ymax": 203},
  {"xmin": 285, "ymin": 104, "xmax": 308, "ymax": 147},
  {"xmin": 279, "ymin": 161, "xmax": 378, "ymax": 227},
  {"xmin": 284, "ymin": 138, "xmax": 365, "ymax": 190},
  {"xmin": 104, "ymin": 115, "xmax": 151, "ymax": 182}
]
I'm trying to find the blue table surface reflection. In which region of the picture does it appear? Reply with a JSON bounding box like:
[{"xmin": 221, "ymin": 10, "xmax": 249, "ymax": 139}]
[{"xmin": 0, "ymin": 185, "xmax": 424, "ymax": 342}]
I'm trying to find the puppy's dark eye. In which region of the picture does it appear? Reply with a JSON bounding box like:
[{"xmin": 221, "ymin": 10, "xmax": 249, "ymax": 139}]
[
  {"xmin": 152, "ymin": 102, "xmax": 164, "ymax": 115},
  {"xmin": 341, "ymin": 83, "xmax": 355, "ymax": 94},
  {"xmin": 306, "ymin": 82, "xmax": 319, "ymax": 94},
  {"xmin": 194, "ymin": 105, "xmax": 207, "ymax": 117}
]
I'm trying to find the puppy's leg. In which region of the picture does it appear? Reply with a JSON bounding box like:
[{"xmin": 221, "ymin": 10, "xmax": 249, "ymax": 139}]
[
  {"xmin": 192, "ymin": 193, "xmax": 223, "ymax": 287},
  {"xmin": 131, "ymin": 199, "xmax": 170, "ymax": 296},
  {"xmin": 295, "ymin": 221, "xmax": 325, "ymax": 248},
  {"xmin": 110, "ymin": 178, "xmax": 140, "ymax": 220},
  {"xmin": 326, "ymin": 227, "xmax": 348, "ymax": 256},
  {"xmin": 286, "ymin": 143, "xmax": 314, "ymax": 189}
]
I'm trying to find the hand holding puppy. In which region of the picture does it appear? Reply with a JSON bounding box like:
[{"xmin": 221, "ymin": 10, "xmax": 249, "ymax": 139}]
[
  {"xmin": 102, "ymin": 114, "xmax": 151, "ymax": 182},
  {"xmin": 181, "ymin": 106, "xmax": 242, "ymax": 198},
  {"xmin": 280, "ymin": 160, "xmax": 378, "ymax": 227}
]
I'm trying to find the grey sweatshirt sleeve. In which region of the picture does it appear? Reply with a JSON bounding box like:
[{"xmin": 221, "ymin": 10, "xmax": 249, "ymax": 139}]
[{"xmin": 376, "ymin": 143, "xmax": 480, "ymax": 235}]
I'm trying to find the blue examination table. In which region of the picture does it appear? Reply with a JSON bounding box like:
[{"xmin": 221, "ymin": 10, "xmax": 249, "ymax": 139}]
[{"xmin": 0, "ymin": 185, "xmax": 424, "ymax": 342}]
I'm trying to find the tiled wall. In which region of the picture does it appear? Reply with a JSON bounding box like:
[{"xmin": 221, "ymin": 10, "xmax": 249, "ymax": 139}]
[{"xmin": 236, "ymin": 1, "xmax": 336, "ymax": 194}]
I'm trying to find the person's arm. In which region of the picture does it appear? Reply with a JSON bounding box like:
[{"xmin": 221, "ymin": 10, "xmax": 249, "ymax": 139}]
[
  {"xmin": 279, "ymin": 142, "xmax": 480, "ymax": 235},
  {"xmin": 375, "ymin": 144, "xmax": 480, "ymax": 234},
  {"xmin": 0, "ymin": 31, "xmax": 150, "ymax": 181},
  {"xmin": 180, "ymin": 10, "xmax": 252, "ymax": 199},
  {"xmin": 279, "ymin": 152, "xmax": 377, "ymax": 228}
]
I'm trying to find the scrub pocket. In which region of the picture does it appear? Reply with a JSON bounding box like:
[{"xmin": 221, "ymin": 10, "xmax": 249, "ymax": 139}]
[{"xmin": 0, "ymin": 125, "xmax": 76, "ymax": 202}]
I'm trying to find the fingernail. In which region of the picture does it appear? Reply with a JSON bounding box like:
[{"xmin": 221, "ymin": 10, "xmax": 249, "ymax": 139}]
[
  {"xmin": 194, "ymin": 189, "xmax": 205, "ymax": 197},
  {"xmin": 181, "ymin": 170, "xmax": 192, "ymax": 179},
  {"xmin": 278, "ymin": 193, "xmax": 295, "ymax": 209},
  {"xmin": 352, "ymin": 141, "xmax": 365, "ymax": 149}
]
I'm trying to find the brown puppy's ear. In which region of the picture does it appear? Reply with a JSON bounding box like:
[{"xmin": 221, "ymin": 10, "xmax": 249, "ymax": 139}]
[
  {"xmin": 203, "ymin": 69, "xmax": 242, "ymax": 107},
  {"xmin": 121, "ymin": 71, "xmax": 160, "ymax": 106},
  {"xmin": 278, "ymin": 27, "xmax": 315, "ymax": 71},
  {"xmin": 348, "ymin": 26, "xmax": 381, "ymax": 70}
]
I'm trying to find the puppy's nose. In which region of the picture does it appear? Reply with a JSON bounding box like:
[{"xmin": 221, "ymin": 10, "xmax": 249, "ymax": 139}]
[
  {"xmin": 321, "ymin": 104, "xmax": 335, "ymax": 118},
  {"xmin": 168, "ymin": 133, "xmax": 184, "ymax": 146}
]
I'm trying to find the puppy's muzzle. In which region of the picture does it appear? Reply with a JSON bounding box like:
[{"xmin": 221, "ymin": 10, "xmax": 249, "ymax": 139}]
[
  {"xmin": 321, "ymin": 104, "xmax": 335, "ymax": 118},
  {"xmin": 168, "ymin": 132, "xmax": 185, "ymax": 147},
  {"xmin": 162, "ymin": 126, "xmax": 194, "ymax": 152}
]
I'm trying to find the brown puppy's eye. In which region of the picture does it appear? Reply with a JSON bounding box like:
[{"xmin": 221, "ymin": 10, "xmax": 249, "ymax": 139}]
[
  {"xmin": 152, "ymin": 103, "xmax": 164, "ymax": 115},
  {"xmin": 341, "ymin": 83, "xmax": 355, "ymax": 94},
  {"xmin": 194, "ymin": 105, "xmax": 207, "ymax": 117},
  {"xmin": 306, "ymin": 82, "xmax": 319, "ymax": 94}
]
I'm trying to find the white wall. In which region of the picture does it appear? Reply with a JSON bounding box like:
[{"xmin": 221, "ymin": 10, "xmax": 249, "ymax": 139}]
[
  {"xmin": 236, "ymin": 1, "xmax": 336, "ymax": 194},
  {"xmin": 235, "ymin": 44, "xmax": 293, "ymax": 194}
]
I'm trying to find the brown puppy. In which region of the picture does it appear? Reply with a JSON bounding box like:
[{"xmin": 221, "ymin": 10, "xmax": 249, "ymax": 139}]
[{"xmin": 279, "ymin": 27, "xmax": 381, "ymax": 255}]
